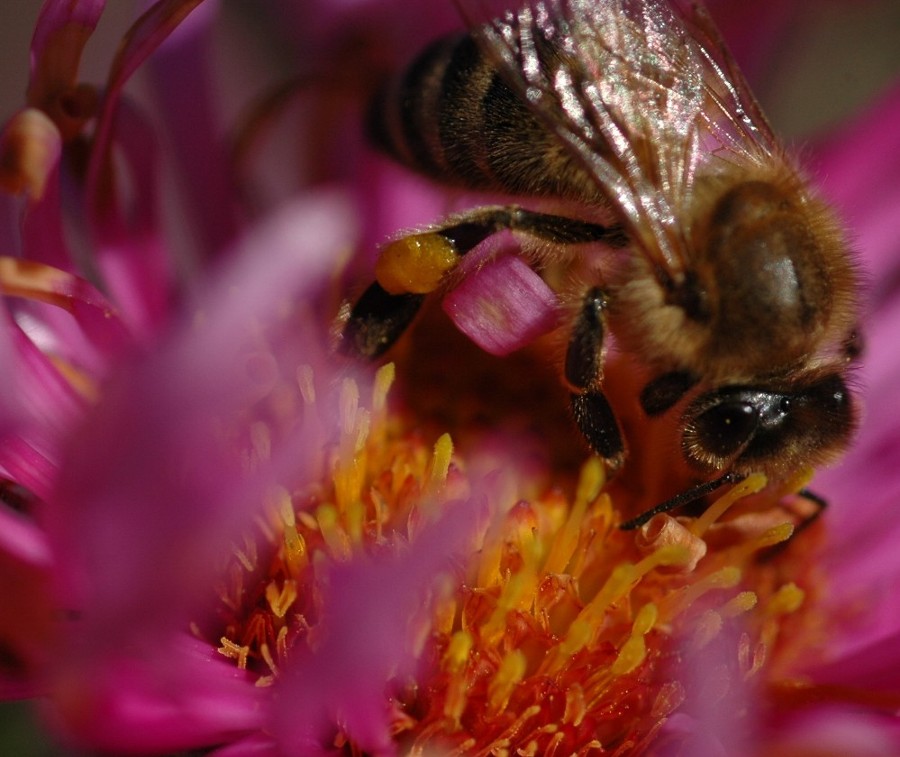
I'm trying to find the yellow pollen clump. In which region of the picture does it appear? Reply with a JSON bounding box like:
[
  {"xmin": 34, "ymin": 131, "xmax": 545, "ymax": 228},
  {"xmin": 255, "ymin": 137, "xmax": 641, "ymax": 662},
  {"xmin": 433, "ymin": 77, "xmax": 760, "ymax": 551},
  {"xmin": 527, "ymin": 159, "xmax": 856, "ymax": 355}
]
[
  {"xmin": 209, "ymin": 360, "xmax": 825, "ymax": 755},
  {"xmin": 375, "ymin": 232, "xmax": 460, "ymax": 294}
]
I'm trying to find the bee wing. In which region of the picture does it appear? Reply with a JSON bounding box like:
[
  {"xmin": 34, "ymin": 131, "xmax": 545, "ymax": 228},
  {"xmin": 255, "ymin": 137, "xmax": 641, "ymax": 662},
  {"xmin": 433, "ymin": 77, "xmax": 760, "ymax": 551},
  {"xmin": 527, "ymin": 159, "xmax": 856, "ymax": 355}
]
[{"xmin": 460, "ymin": 0, "xmax": 781, "ymax": 280}]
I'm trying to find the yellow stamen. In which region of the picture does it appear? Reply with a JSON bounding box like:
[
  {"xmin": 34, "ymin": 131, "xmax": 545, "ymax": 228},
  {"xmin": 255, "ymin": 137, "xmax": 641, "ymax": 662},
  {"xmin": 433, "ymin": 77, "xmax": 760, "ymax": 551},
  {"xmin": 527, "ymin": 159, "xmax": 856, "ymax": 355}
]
[
  {"xmin": 691, "ymin": 472, "xmax": 767, "ymax": 536},
  {"xmin": 487, "ymin": 649, "xmax": 527, "ymax": 714},
  {"xmin": 612, "ymin": 602, "xmax": 658, "ymax": 675},
  {"xmin": 427, "ymin": 432, "xmax": 453, "ymax": 493},
  {"xmin": 657, "ymin": 566, "xmax": 743, "ymax": 622},
  {"xmin": 276, "ymin": 486, "xmax": 308, "ymax": 578},
  {"xmin": 265, "ymin": 579, "xmax": 297, "ymax": 618},
  {"xmin": 543, "ymin": 456, "xmax": 604, "ymax": 574},
  {"xmin": 316, "ymin": 503, "xmax": 351, "ymax": 561}
]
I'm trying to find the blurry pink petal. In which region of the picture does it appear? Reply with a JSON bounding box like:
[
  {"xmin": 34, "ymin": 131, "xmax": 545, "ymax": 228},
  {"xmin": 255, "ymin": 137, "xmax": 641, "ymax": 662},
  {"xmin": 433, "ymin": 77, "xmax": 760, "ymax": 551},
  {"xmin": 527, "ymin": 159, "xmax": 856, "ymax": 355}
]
[
  {"xmin": 657, "ymin": 713, "xmax": 729, "ymax": 757},
  {"xmin": 443, "ymin": 253, "xmax": 561, "ymax": 356},
  {"xmin": 49, "ymin": 634, "xmax": 265, "ymax": 754},
  {"xmin": 87, "ymin": 0, "xmax": 205, "ymax": 175},
  {"xmin": 810, "ymin": 630, "xmax": 900, "ymax": 694},
  {"xmin": 87, "ymin": 100, "xmax": 172, "ymax": 332},
  {"xmin": 39, "ymin": 193, "xmax": 355, "ymax": 749},
  {"xmin": 271, "ymin": 0, "xmax": 461, "ymax": 64},
  {"xmin": 0, "ymin": 258, "xmax": 131, "ymax": 355},
  {"xmin": 274, "ymin": 496, "xmax": 484, "ymax": 754},
  {"xmin": 27, "ymin": 0, "xmax": 105, "ymax": 136},
  {"xmin": 84, "ymin": 0, "xmax": 207, "ymax": 327},
  {"xmin": 47, "ymin": 193, "xmax": 355, "ymax": 644},
  {"xmin": 768, "ymin": 706, "xmax": 900, "ymax": 756},
  {"xmin": 0, "ymin": 480, "xmax": 54, "ymax": 696},
  {"xmin": 703, "ymin": 0, "xmax": 801, "ymax": 84},
  {"xmin": 0, "ymin": 109, "xmax": 62, "ymax": 201},
  {"xmin": 212, "ymin": 734, "xmax": 279, "ymax": 756},
  {"xmin": 0, "ymin": 312, "xmax": 87, "ymax": 498},
  {"xmin": 145, "ymin": 0, "xmax": 239, "ymax": 261},
  {"xmin": 811, "ymin": 82, "xmax": 900, "ymax": 309},
  {"xmin": 105, "ymin": 0, "xmax": 206, "ymax": 93}
]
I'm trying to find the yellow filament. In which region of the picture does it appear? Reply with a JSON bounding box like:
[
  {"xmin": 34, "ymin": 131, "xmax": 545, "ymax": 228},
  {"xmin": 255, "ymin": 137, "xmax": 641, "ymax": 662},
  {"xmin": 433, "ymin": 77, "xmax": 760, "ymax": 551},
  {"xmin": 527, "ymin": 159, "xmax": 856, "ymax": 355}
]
[
  {"xmin": 612, "ymin": 603, "xmax": 658, "ymax": 676},
  {"xmin": 767, "ymin": 583, "xmax": 805, "ymax": 617},
  {"xmin": 722, "ymin": 591, "xmax": 758, "ymax": 618},
  {"xmin": 375, "ymin": 232, "xmax": 460, "ymax": 294},
  {"xmin": 488, "ymin": 649, "xmax": 527, "ymax": 713},
  {"xmin": 296, "ymin": 364, "xmax": 316, "ymax": 404},
  {"xmin": 634, "ymin": 543, "xmax": 694, "ymax": 574},
  {"xmin": 544, "ymin": 457, "xmax": 604, "ymax": 574},
  {"xmin": 372, "ymin": 362, "xmax": 395, "ymax": 415},
  {"xmin": 482, "ymin": 568, "xmax": 538, "ymax": 643},
  {"xmin": 276, "ymin": 487, "xmax": 307, "ymax": 578},
  {"xmin": 316, "ymin": 504, "xmax": 351, "ymax": 560},
  {"xmin": 265, "ymin": 579, "xmax": 297, "ymax": 618},
  {"xmin": 428, "ymin": 433, "xmax": 454, "ymax": 492},
  {"xmin": 657, "ymin": 566, "xmax": 742, "ymax": 622},
  {"xmin": 563, "ymin": 684, "xmax": 587, "ymax": 727},
  {"xmin": 691, "ymin": 472, "xmax": 767, "ymax": 536},
  {"xmin": 218, "ymin": 638, "xmax": 250, "ymax": 669},
  {"xmin": 691, "ymin": 610, "xmax": 724, "ymax": 650}
]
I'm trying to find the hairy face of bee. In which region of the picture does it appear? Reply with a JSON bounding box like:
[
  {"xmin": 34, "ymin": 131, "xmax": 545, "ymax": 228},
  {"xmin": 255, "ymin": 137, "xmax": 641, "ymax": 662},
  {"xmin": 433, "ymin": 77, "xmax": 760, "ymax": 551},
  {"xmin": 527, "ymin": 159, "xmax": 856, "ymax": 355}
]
[{"xmin": 681, "ymin": 373, "xmax": 856, "ymax": 476}]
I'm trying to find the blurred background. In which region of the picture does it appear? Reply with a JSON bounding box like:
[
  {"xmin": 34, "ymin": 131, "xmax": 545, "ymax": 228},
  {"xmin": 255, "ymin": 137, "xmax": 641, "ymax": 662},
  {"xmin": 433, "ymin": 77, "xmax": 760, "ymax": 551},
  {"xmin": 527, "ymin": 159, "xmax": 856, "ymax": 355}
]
[
  {"xmin": 0, "ymin": 0, "xmax": 898, "ymax": 754},
  {"xmin": 2, "ymin": 0, "xmax": 900, "ymax": 135}
]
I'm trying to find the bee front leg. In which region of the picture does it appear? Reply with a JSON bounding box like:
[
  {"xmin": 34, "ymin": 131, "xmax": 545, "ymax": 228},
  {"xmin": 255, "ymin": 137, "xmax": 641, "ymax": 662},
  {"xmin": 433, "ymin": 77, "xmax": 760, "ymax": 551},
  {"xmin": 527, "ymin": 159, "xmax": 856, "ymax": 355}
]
[
  {"xmin": 566, "ymin": 287, "xmax": 626, "ymax": 471},
  {"xmin": 342, "ymin": 206, "xmax": 624, "ymax": 359}
]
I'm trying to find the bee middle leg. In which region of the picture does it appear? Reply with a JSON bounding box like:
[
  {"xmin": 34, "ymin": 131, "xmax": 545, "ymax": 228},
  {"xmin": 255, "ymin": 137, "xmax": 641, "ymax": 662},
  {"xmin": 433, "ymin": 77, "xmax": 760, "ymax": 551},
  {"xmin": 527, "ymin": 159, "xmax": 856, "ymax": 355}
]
[
  {"xmin": 341, "ymin": 206, "xmax": 624, "ymax": 359},
  {"xmin": 566, "ymin": 287, "xmax": 626, "ymax": 471}
]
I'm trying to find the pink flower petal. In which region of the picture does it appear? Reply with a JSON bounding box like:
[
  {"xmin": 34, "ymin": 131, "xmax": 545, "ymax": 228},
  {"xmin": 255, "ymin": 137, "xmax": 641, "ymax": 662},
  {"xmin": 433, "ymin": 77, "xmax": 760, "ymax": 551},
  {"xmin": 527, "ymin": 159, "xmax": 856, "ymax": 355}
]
[
  {"xmin": 47, "ymin": 193, "xmax": 355, "ymax": 638},
  {"xmin": 810, "ymin": 630, "xmax": 900, "ymax": 693},
  {"xmin": 27, "ymin": 0, "xmax": 105, "ymax": 127},
  {"xmin": 39, "ymin": 195, "xmax": 356, "ymax": 751},
  {"xmin": 144, "ymin": 0, "xmax": 239, "ymax": 262},
  {"xmin": 811, "ymin": 82, "xmax": 900, "ymax": 310},
  {"xmin": 766, "ymin": 707, "xmax": 900, "ymax": 757},
  {"xmin": 87, "ymin": 100, "xmax": 172, "ymax": 333},
  {"xmin": 443, "ymin": 253, "xmax": 561, "ymax": 356},
  {"xmin": 0, "ymin": 257, "xmax": 131, "ymax": 356},
  {"xmin": 47, "ymin": 634, "xmax": 265, "ymax": 754}
]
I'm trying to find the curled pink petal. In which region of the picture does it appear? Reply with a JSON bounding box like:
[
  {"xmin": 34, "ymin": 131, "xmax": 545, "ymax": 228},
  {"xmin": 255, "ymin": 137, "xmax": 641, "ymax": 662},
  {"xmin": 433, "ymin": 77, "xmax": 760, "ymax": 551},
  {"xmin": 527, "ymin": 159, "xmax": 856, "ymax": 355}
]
[
  {"xmin": 443, "ymin": 253, "xmax": 561, "ymax": 356},
  {"xmin": 47, "ymin": 634, "xmax": 265, "ymax": 754},
  {"xmin": 145, "ymin": 0, "xmax": 239, "ymax": 261},
  {"xmin": 0, "ymin": 257, "xmax": 131, "ymax": 355},
  {"xmin": 87, "ymin": 100, "xmax": 172, "ymax": 333},
  {"xmin": 27, "ymin": 0, "xmax": 105, "ymax": 131}
]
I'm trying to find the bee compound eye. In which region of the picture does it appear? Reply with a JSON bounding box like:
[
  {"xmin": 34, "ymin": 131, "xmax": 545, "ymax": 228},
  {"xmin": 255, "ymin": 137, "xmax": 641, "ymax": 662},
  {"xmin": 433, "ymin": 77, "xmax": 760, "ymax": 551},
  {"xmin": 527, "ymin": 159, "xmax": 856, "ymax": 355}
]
[{"xmin": 695, "ymin": 400, "xmax": 759, "ymax": 459}]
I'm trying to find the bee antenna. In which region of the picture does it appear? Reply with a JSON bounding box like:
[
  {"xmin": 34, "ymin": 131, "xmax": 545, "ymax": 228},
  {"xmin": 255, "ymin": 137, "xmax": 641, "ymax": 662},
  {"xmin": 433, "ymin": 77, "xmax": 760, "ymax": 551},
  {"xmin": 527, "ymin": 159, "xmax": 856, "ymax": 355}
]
[{"xmin": 619, "ymin": 471, "xmax": 746, "ymax": 530}]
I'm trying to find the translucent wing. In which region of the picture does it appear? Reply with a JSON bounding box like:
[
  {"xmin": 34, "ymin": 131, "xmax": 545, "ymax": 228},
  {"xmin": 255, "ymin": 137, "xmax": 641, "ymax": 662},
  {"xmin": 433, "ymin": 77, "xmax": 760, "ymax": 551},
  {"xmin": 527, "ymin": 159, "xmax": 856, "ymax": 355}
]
[{"xmin": 461, "ymin": 0, "xmax": 783, "ymax": 281}]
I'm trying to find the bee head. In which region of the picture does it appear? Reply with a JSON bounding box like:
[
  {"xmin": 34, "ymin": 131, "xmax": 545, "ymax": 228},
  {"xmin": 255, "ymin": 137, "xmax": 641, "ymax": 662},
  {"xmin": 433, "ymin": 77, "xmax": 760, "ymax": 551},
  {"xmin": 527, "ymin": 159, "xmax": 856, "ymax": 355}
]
[{"xmin": 680, "ymin": 372, "xmax": 856, "ymax": 476}]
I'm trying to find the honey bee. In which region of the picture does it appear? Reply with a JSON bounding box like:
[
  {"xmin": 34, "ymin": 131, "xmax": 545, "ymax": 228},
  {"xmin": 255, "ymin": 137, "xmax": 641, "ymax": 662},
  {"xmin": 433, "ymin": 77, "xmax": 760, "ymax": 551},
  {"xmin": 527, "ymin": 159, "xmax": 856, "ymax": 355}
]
[{"xmin": 341, "ymin": 0, "xmax": 860, "ymax": 527}]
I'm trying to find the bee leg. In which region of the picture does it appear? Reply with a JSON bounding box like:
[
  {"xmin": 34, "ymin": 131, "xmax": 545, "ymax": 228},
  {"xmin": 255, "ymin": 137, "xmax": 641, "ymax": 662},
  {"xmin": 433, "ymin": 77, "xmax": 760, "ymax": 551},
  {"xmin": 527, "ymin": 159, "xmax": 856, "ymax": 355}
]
[
  {"xmin": 341, "ymin": 283, "xmax": 425, "ymax": 359},
  {"xmin": 342, "ymin": 207, "xmax": 624, "ymax": 359},
  {"xmin": 565, "ymin": 287, "xmax": 626, "ymax": 470}
]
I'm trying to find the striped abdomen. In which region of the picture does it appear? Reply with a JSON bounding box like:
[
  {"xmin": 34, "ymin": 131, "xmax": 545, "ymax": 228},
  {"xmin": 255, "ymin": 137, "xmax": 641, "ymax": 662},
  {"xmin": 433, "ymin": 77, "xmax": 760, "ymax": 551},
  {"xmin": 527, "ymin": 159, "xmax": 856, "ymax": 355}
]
[{"xmin": 368, "ymin": 33, "xmax": 602, "ymax": 202}]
